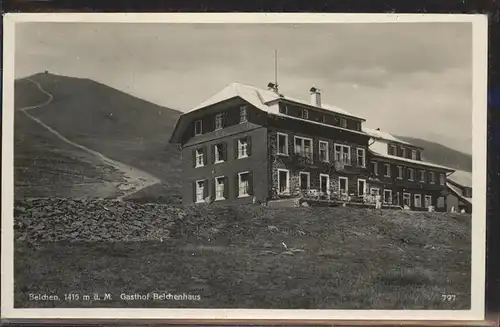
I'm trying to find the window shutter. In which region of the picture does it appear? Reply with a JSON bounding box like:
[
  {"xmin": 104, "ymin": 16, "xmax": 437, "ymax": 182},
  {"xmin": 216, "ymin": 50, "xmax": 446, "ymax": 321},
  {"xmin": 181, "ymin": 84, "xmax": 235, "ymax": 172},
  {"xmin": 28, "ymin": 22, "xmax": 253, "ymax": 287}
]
[
  {"xmin": 211, "ymin": 144, "xmax": 216, "ymax": 164},
  {"xmin": 192, "ymin": 149, "xmax": 196, "ymax": 168},
  {"xmin": 247, "ymin": 136, "xmax": 252, "ymax": 156},
  {"xmin": 248, "ymin": 172, "xmax": 254, "ymax": 195},
  {"xmin": 234, "ymin": 139, "xmax": 239, "ymax": 159},
  {"xmin": 192, "ymin": 182, "xmax": 196, "ymax": 203},
  {"xmin": 203, "ymin": 179, "xmax": 208, "ymax": 199},
  {"xmin": 203, "ymin": 146, "xmax": 208, "ymax": 165},
  {"xmin": 211, "ymin": 178, "xmax": 216, "ymax": 200},
  {"xmin": 223, "ymin": 176, "xmax": 229, "ymax": 199},
  {"xmin": 222, "ymin": 142, "xmax": 227, "ymax": 161},
  {"xmin": 235, "ymin": 173, "xmax": 240, "ymax": 197}
]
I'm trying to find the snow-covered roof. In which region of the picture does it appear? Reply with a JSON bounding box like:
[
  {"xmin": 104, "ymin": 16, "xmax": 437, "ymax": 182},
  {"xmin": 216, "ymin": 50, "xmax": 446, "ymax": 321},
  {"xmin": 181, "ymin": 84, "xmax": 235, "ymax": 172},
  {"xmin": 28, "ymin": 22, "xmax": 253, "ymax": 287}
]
[
  {"xmin": 363, "ymin": 127, "xmax": 416, "ymax": 147},
  {"xmin": 446, "ymin": 181, "xmax": 472, "ymax": 204},
  {"xmin": 369, "ymin": 149, "xmax": 455, "ymax": 171},
  {"xmin": 189, "ymin": 82, "xmax": 363, "ymax": 120},
  {"xmin": 447, "ymin": 169, "xmax": 472, "ymax": 188}
]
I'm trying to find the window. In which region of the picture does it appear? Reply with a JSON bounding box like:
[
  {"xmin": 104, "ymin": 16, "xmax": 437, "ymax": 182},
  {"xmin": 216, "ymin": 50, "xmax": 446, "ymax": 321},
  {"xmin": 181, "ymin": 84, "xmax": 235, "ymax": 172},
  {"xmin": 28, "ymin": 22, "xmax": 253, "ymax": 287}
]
[
  {"xmin": 334, "ymin": 144, "xmax": 351, "ymax": 165},
  {"xmin": 240, "ymin": 106, "xmax": 248, "ymax": 123},
  {"xmin": 215, "ymin": 113, "xmax": 224, "ymax": 130},
  {"xmin": 320, "ymin": 174, "xmax": 330, "ymax": 194},
  {"xmin": 355, "ymin": 121, "xmax": 361, "ymax": 131},
  {"xmin": 319, "ymin": 141, "xmax": 329, "ymax": 162},
  {"xmin": 416, "ymin": 150, "xmax": 421, "ymax": 160},
  {"xmin": 279, "ymin": 104, "xmax": 288, "ymax": 114},
  {"xmin": 408, "ymin": 168, "xmax": 414, "ymax": 181},
  {"xmin": 295, "ymin": 136, "xmax": 313, "ymax": 159},
  {"xmin": 357, "ymin": 179, "xmax": 366, "ymax": 196},
  {"xmin": 237, "ymin": 138, "xmax": 249, "ymax": 158},
  {"xmin": 429, "ymin": 171, "xmax": 435, "ymax": 184},
  {"xmin": 277, "ymin": 133, "xmax": 288, "ymax": 155},
  {"xmin": 389, "ymin": 144, "xmax": 397, "ymax": 155},
  {"xmin": 401, "ymin": 147, "xmax": 406, "ymax": 158},
  {"xmin": 384, "ymin": 164, "xmax": 391, "ymax": 177},
  {"xmin": 195, "ymin": 180, "xmax": 205, "ymax": 203},
  {"xmin": 420, "ymin": 170, "xmax": 426, "ymax": 182},
  {"xmin": 277, "ymin": 169, "xmax": 290, "ymax": 195},
  {"xmin": 322, "ymin": 115, "xmax": 327, "ymax": 123},
  {"xmin": 299, "ymin": 172, "xmax": 310, "ymax": 190},
  {"xmin": 301, "ymin": 109, "xmax": 309, "ymax": 119},
  {"xmin": 439, "ymin": 173, "xmax": 446, "ymax": 185},
  {"xmin": 372, "ymin": 161, "xmax": 379, "ymax": 176},
  {"xmin": 195, "ymin": 148, "xmax": 204, "ymax": 168},
  {"xmin": 356, "ymin": 148, "xmax": 366, "ymax": 167},
  {"xmin": 397, "ymin": 166, "xmax": 403, "ymax": 179},
  {"xmin": 340, "ymin": 118, "xmax": 347, "ymax": 128},
  {"xmin": 194, "ymin": 120, "xmax": 202, "ymax": 136},
  {"xmin": 214, "ymin": 176, "xmax": 226, "ymax": 201},
  {"xmin": 370, "ymin": 188, "xmax": 380, "ymax": 196},
  {"xmin": 213, "ymin": 143, "xmax": 225, "ymax": 163},
  {"xmin": 424, "ymin": 195, "xmax": 432, "ymax": 208},
  {"xmin": 338, "ymin": 177, "xmax": 348, "ymax": 195},
  {"xmin": 411, "ymin": 149, "xmax": 417, "ymax": 160},
  {"xmin": 238, "ymin": 172, "xmax": 252, "ymax": 197},
  {"xmin": 383, "ymin": 189, "xmax": 392, "ymax": 204},
  {"xmin": 403, "ymin": 193, "xmax": 411, "ymax": 207},
  {"xmin": 414, "ymin": 194, "xmax": 422, "ymax": 208}
]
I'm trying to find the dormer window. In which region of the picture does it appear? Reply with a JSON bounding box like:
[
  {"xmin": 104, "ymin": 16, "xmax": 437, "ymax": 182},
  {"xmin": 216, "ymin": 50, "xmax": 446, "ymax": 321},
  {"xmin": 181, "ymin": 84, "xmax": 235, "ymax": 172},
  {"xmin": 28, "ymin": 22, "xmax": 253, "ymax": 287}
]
[
  {"xmin": 340, "ymin": 118, "xmax": 347, "ymax": 128},
  {"xmin": 301, "ymin": 109, "xmax": 309, "ymax": 119},
  {"xmin": 240, "ymin": 106, "xmax": 248, "ymax": 123},
  {"xmin": 194, "ymin": 120, "xmax": 202, "ymax": 136},
  {"xmin": 279, "ymin": 104, "xmax": 288, "ymax": 114},
  {"xmin": 215, "ymin": 113, "xmax": 224, "ymax": 130},
  {"xmin": 389, "ymin": 145, "xmax": 397, "ymax": 155},
  {"xmin": 411, "ymin": 149, "xmax": 417, "ymax": 160},
  {"xmin": 401, "ymin": 147, "xmax": 406, "ymax": 158},
  {"xmin": 322, "ymin": 115, "xmax": 327, "ymax": 123}
]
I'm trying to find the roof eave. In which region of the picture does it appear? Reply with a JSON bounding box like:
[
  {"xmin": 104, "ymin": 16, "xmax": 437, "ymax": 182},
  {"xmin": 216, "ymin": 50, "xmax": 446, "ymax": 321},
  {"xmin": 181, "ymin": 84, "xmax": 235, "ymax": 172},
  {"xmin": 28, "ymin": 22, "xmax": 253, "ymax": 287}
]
[{"xmin": 279, "ymin": 98, "xmax": 366, "ymax": 122}]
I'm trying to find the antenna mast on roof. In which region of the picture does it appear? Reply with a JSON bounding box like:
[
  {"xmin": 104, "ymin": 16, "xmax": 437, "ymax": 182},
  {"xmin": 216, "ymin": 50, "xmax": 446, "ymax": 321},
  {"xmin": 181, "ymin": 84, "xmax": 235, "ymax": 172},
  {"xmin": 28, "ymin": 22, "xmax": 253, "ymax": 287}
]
[
  {"xmin": 267, "ymin": 49, "xmax": 280, "ymax": 94},
  {"xmin": 274, "ymin": 49, "xmax": 278, "ymax": 91}
]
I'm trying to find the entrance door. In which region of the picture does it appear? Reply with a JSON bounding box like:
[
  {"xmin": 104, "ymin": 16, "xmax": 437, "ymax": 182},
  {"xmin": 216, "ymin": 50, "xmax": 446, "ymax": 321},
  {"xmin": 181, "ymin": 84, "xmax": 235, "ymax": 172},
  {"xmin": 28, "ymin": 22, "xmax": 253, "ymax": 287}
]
[{"xmin": 320, "ymin": 174, "xmax": 329, "ymax": 194}]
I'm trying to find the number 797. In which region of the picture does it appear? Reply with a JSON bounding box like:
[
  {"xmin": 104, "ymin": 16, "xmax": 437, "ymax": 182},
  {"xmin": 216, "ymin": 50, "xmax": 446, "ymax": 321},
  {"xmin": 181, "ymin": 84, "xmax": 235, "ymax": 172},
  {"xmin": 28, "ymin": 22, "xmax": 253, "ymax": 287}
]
[{"xmin": 442, "ymin": 294, "xmax": 456, "ymax": 301}]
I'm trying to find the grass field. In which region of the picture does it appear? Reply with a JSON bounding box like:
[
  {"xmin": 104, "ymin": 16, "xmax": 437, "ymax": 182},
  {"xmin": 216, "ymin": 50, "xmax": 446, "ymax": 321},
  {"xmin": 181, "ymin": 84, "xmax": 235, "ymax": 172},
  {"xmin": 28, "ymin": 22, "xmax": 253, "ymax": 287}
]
[{"xmin": 14, "ymin": 204, "xmax": 471, "ymax": 309}]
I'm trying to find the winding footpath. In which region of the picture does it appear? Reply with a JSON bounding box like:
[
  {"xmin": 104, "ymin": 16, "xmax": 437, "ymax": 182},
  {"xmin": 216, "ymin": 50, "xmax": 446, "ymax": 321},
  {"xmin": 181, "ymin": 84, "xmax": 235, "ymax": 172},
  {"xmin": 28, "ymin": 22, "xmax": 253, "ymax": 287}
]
[{"xmin": 20, "ymin": 78, "xmax": 161, "ymax": 201}]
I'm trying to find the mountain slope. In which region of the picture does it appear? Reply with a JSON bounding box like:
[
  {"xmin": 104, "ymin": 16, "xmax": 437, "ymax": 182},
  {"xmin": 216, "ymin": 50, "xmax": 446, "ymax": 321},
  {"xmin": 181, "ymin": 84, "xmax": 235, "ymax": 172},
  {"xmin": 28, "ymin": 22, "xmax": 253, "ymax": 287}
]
[
  {"xmin": 15, "ymin": 109, "xmax": 126, "ymax": 199},
  {"xmin": 394, "ymin": 135, "xmax": 472, "ymax": 173},
  {"xmin": 15, "ymin": 72, "xmax": 184, "ymax": 203}
]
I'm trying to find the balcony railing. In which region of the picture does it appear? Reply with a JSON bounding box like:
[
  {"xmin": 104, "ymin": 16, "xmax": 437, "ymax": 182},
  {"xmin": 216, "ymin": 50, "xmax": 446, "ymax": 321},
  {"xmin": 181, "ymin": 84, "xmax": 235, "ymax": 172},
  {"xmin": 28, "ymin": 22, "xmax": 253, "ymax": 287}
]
[
  {"xmin": 290, "ymin": 151, "xmax": 366, "ymax": 170},
  {"xmin": 295, "ymin": 189, "xmax": 396, "ymax": 206}
]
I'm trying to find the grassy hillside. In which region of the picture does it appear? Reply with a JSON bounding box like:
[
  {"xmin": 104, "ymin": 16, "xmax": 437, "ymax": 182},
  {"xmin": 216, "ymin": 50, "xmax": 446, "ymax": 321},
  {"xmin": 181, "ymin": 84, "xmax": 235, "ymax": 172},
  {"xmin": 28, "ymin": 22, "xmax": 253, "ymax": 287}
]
[
  {"xmin": 14, "ymin": 84, "xmax": 126, "ymax": 199},
  {"xmin": 15, "ymin": 199, "xmax": 471, "ymax": 309},
  {"xmin": 394, "ymin": 135, "xmax": 472, "ymax": 172},
  {"xmin": 15, "ymin": 73, "xmax": 184, "ymax": 202}
]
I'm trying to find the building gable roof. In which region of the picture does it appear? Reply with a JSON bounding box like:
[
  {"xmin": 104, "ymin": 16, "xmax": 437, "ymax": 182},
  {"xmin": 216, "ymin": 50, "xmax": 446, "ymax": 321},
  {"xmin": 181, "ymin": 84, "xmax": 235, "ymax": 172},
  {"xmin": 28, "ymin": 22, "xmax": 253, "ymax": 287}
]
[
  {"xmin": 363, "ymin": 126, "xmax": 421, "ymax": 148},
  {"xmin": 447, "ymin": 169, "xmax": 472, "ymax": 188},
  {"xmin": 368, "ymin": 149, "xmax": 455, "ymax": 171},
  {"xmin": 189, "ymin": 82, "xmax": 364, "ymax": 120}
]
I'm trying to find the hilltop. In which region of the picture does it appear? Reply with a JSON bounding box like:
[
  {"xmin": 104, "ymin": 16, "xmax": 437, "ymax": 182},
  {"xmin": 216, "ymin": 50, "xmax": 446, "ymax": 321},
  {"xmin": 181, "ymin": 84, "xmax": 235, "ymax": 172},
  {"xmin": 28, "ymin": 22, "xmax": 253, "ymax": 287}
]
[{"xmin": 15, "ymin": 72, "xmax": 183, "ymax": 203}]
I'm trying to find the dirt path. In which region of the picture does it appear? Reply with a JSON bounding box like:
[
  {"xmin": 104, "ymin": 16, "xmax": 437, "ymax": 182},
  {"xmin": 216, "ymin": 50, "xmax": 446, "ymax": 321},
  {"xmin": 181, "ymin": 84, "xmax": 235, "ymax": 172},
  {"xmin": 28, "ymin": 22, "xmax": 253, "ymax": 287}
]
[{"xmin": 20, "ymin": 78, "xmax": 161, "ymax": 200}]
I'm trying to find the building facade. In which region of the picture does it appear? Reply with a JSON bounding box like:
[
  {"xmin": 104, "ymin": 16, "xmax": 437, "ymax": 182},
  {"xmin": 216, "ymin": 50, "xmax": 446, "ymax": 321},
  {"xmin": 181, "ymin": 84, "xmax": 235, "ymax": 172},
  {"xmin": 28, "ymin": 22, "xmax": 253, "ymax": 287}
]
[
  {"xmin": 446, "ymin": 170, "xmax": 473, "ymax": 213},
  {"xmin": 170, "ymin": 82, "xmax": 455, "ymax": 211}
]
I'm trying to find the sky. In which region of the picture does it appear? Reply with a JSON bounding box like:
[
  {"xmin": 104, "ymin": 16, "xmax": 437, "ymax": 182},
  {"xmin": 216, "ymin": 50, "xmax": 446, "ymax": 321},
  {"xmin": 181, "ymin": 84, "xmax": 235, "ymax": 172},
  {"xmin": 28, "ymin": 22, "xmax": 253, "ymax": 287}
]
[{"xmin": 15, "ymin": 22, "xmax": 473, "ymax": 154}]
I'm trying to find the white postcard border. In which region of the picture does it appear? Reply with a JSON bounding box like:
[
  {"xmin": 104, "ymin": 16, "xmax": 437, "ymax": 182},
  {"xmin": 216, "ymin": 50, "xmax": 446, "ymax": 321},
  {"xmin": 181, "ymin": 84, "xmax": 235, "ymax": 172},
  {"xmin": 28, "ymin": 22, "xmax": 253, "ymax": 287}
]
[{"xmin": 1, "ymin": 12, "xmax": 488, "ymax": 321}]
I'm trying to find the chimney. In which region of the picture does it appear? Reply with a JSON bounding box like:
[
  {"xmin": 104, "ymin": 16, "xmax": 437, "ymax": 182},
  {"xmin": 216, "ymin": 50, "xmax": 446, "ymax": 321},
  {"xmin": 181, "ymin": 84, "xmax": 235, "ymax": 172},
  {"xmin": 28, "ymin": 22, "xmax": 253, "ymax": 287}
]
[{"xmin": 309, "ymin": 87, "xmax": 321, "ymax": 107}]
